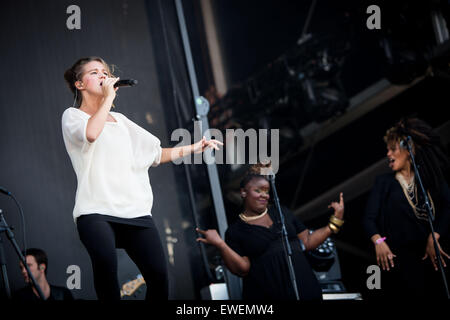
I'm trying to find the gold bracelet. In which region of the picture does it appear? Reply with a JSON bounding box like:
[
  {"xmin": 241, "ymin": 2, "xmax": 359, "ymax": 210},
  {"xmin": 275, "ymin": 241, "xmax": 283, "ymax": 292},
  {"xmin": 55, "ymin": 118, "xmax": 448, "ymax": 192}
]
[
  {"xmin": 328, "ymin": 222, "xmax": 340, "ymax": 234},
  {"xmin": 329, "ymin": 215, "xmax": 344, "ymax": 227}
]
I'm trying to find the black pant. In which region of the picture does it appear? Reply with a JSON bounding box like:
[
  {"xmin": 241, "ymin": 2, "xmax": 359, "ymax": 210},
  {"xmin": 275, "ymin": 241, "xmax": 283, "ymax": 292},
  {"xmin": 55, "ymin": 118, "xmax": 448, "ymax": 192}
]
[{"xmin": 77, "ymin": 215, "xmax": 168, "ymax": 300}]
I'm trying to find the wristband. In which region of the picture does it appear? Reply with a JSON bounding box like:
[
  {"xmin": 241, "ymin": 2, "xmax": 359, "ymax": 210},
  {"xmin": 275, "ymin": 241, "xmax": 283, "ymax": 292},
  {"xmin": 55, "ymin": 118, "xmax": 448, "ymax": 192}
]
[{"xmin": 375, "ymin": 237, "xmax": 386, "ymax": 245}]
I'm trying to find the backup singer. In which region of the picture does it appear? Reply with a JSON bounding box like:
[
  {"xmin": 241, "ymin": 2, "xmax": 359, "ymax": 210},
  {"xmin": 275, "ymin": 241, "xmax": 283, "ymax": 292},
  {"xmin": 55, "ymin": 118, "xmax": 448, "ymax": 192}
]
[
  {"xmin": 62, "ymin": 56, "xmax": 222, "ymax": 300},
  {"xmin": 196, "ymin": 164, "xmax": 345, "ymax": 300},
  {"xmin": 363, "ymin": 118, "xmax": 450, "ymax": 298}
]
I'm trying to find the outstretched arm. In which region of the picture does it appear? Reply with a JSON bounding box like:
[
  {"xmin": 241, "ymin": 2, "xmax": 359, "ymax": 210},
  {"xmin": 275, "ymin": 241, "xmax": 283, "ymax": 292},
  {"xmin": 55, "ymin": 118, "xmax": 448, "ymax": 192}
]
[
  {"xmin": 298, "ymin": 227, "xmax": 332, "ymax": 251},
  {"xmin": 196, "ymin": 228, "xmax": 250, "ymax": 277},
  {"xmin": 160, "ymin": 136, "xmax": 223, "ymax": 164}
]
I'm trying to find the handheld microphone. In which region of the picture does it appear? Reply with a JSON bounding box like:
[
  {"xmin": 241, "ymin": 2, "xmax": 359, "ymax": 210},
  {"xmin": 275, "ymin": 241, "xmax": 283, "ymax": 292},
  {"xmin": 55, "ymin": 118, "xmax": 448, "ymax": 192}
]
[{"xmin": 113, "ymin": 79, "xmax": 138, "ymax": 88}]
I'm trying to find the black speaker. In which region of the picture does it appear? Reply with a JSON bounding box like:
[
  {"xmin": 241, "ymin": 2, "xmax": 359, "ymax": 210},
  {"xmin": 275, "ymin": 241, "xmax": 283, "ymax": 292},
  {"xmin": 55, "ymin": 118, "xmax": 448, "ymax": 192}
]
[{"xmin": 305, "ymin": 231, "xmax": 346, "ymax": 293}]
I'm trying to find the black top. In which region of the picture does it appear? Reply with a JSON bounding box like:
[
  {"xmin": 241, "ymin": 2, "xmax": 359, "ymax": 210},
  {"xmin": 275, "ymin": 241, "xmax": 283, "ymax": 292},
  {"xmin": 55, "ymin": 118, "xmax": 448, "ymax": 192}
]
[
  {"xmin": 363, "ymin": 173, "xmax": 450, "ymax": 298},
  {"xmin": 12, "ymin": 284, "xmax": 74, "ymax": 301},
  {"xmin": 363, "ymin": 173, "xmax": 450, "ymax": 250},
  {"xmin": 225, "ymin": 205, "xmax": 322, "ymax": 300}
]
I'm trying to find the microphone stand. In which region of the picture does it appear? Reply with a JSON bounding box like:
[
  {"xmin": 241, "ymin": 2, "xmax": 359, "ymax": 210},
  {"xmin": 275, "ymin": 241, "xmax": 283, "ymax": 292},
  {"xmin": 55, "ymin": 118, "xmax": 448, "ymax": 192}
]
[
  {"xmin": 268, "ymin": 174, "xmax": 300, "ymax": 300},
  {"xmin": 404, "ymin": 136, "xmax": 450, "ymax": 299},
  {"xmin": 0, "ymin": 209, "xmax": 45, "ymax": 300}
]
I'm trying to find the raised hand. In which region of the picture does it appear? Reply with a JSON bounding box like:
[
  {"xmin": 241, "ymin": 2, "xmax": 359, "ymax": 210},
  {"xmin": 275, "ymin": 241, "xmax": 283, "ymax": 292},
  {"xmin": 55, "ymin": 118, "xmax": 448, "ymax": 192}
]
[
  {"xmin": 101, "ymin": 77, "xmax": 120, "ymax": 99},
  {"xmin": 328, "ymin": 192, "xmax": 344, "ymax": 220}
]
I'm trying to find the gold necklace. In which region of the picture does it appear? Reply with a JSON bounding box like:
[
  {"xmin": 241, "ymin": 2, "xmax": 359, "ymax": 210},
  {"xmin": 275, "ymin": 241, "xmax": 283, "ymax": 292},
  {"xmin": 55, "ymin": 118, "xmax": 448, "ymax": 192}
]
[
  {"xmin": 395, "ymin": 172, "xmax": 435, "ymax": 221},
  {"xmin": 396, "ymin": 172, "xmax": 415, "ymax": 194},
  {"xmin": 239, "ymin": 208, "xmax": 268, "ymax": 222}
]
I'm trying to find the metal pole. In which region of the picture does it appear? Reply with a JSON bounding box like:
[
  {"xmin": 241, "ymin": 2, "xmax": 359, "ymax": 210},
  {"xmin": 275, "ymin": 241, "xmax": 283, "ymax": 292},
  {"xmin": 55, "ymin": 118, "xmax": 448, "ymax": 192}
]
[
  {"xmin": 173, "ymin": 0, "xmax": 242, "ymax": 299},
  {"xmin": 405, "ymin": 136, "xmax": 450, "ymax": 299}
]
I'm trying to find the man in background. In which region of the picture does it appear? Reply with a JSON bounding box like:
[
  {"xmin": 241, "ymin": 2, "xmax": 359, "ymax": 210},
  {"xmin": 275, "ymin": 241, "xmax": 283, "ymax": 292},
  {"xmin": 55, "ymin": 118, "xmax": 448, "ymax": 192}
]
[{"xmin": 13, "ymin": 248, "xmax": 74, "ymax": 301}]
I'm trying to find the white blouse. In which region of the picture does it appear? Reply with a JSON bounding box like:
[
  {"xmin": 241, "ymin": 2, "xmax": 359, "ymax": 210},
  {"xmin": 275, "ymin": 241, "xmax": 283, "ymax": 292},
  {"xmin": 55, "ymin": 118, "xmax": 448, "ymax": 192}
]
[{"xmin": 61, "ymin": 107, "xmax": 162, "ymax": 223}]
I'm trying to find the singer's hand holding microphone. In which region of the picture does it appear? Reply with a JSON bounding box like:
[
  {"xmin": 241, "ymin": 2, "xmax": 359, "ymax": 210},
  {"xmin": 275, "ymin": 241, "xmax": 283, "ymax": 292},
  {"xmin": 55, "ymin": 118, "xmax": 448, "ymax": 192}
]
[
  {"xmin": 101, "ymin": 78, "xmax": 138, "ymax": 100},
  {"xmin": 101, "ymin": 77, "xmax": 120, "ymax": 100}
]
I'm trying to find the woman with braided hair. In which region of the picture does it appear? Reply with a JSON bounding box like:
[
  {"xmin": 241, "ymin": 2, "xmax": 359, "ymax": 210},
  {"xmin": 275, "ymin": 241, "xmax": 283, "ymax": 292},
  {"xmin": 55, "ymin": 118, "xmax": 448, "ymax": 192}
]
[
  {"xmin": 196, "ymin": 163, "xmax": 345, "ymax": 300},
  {"xmin": 363, "ymin": 117, "xmax": 450, "ymax": 298}
]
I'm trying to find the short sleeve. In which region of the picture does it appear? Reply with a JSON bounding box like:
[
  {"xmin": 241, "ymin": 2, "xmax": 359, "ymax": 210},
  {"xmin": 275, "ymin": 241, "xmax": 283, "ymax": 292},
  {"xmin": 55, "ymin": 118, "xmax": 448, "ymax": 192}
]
[
  {"xmin": 225, "ymin": 225, "xmax": 245, "ymax": 257},
  {"xmin": 282, "ymin": 206, "xmax": 307, "ymax": 234},
  {"xmin": 116, "ymin": 113, "xmax": 162, "ymax": 169},
  {"xmin": 61, "ymin": 108, "xmax": 91, "ymax": 149},
  {"xmin": 292, "ymin": 215, "xmax": 307, "ymax": 234}
]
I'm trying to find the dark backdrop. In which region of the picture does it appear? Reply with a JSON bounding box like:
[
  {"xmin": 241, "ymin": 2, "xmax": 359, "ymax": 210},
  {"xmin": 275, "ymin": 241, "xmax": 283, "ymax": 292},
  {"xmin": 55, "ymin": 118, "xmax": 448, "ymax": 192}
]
[{"xmin": 0, "ymin": 0, "xmax": 206, "ymax": 300}]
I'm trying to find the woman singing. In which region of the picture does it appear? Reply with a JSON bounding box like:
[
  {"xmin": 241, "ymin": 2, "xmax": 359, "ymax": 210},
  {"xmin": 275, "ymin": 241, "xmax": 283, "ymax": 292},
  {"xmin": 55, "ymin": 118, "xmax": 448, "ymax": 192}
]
[
  {"xmin": 62, "ymin": 56, "xmax": 222, "ymax": 300},
  {"xmin": 196, "ymin": 164, "xmax": 345, "ymax": 300},
  {"xmin": 363, "ymin": 117, "xmax": 450, "ymax": 298}
]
